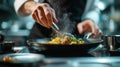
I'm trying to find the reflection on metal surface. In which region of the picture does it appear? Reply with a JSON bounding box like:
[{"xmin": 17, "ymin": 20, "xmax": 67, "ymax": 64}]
[
  {"xmin": 103, "ymin": 35, "xmax": 120, "ymax": 51},
  {"xmin": 10, "ymin": 46, "xmax": 120, "ymax": 67},
  {"xmin": 42, "ymin": 57, "xmax": 120, "ymax": 67},
  {"xmin": 88, "ymin": 44, "xmax": 110, "ymax": 57}
]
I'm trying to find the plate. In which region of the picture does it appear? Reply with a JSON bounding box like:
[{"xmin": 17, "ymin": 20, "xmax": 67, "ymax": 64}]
[{"xmin": 0, "ymin": 53, "xmax": 44, "ymax": 63}]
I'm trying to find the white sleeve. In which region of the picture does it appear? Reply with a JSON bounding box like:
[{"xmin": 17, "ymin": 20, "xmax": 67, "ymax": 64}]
[
  {"xmin": 82, "ymin": 0, "xmax": 112, "ymax": 24},
  {"xmin": 14, "ymin": 0, "xmax": 43, "ymax": 16},
  {"xmin": 14, "ymin": 0, "xmax": 28, "ymax": 16},
  {"xmin": 81, "ymin": 0, "xmax": 101, "ymax": 24}
]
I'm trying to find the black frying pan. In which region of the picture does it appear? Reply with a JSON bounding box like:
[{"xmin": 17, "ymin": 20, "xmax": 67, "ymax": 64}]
[{"xmin": 26, "ymin": 38, "xmax": 103, "ymax": 57}]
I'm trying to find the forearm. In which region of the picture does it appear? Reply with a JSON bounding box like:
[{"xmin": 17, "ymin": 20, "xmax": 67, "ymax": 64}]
[
  {"xmin": 20, "ymin": 1, "xmax": 37, "ymax": 16},
  {"xmin": 14, "ymin": 0, "xmax": 39, "ymax": 17}
]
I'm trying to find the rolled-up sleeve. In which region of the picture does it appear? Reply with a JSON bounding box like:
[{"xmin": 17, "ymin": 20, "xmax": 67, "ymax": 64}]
[
  {"xmin": 82, "ymin": 8, "xmax": 100, "ymax": 24},
  {"xmin": 14, "ymin": 0, "xmax": 28, "ymax": 16},
  {"xmin": 82, "ymin": 0, "xmax": 101, "ymax": 24},
  {"xmin": 14, "ymin": 0, "xmax": 43, "ymax": 16}
]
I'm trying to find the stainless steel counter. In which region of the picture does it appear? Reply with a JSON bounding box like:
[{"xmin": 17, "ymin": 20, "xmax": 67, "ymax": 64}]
[
  {"xmin": 12, "ymin": 46, "xmax": 120, "ymax": 67},
  {"xmin": 41, "ymin": 57, "xmax": 120, "ymax": 67},
  {"xmin": 1, "ymin": 46, "xmax": 120, "ymax": 67}
]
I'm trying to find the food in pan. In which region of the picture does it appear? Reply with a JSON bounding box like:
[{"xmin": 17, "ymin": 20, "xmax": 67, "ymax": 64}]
[
  {"xmin": 48, "ymin": 35, "xmax": 85, "ymax": 44},
  {"xmin": 2, "ymin": 56, "xmax": 20, "ymax": 62}
]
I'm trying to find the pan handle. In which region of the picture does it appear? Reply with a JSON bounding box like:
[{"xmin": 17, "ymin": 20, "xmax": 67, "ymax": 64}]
[
  {"xmin": 88, "ymin": 44, "xmax": 109, "ymax": 57},
  {"xmin": 83, "ymin": 33, "xmax": 92, "ymax": 39}
]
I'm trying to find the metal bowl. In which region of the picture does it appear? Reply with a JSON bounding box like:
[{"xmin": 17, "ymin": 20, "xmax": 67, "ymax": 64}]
[{"xmin": 102, "ymin": 35, "xmax": 120, "ymax": 51}]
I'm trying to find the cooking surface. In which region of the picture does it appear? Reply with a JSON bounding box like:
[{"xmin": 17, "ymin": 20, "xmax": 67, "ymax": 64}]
[
  {"xmin": 41, "ymin": 57, "xmax": 120, "ymax": 67},
  {"xmin": 1, "ymin": 46, "xmax": 119, "ymax": 67}
]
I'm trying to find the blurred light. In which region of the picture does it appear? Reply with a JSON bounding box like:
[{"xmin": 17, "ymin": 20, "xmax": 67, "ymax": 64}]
[
  {"xmin": 1, "ymin": 21, "xmax": 8, "ymax": 29},
  {"xmin": 96, "ymin": 58, "xmax": 109, "ymax": 63},
  {"xmin": 11, "ymin": 22, "xmax": 19, "ymax": 32},
  {"xmin": 72, "ymin": 62, "xmax": 79, "ymax": 67},
  {"xmin": 26, "ymin": 21, "xmax": 34, "ymax": 30},
  {"xmin": 109, "ymin": 19, "xmax": 115, "ymax": 33},
  {"xmin": 97, "ymin": 2, "xmax": 106, "ymax": 10},
  {"xmin": 34, "ymin": 0, "xmax": 39, "ymax": 2}
]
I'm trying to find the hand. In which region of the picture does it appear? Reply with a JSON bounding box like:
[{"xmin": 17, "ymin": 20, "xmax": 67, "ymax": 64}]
[
  {"xmin": 32, "ymin": 3, "xmax": 58, "ymax": 28},
  {"xmin": 77, "ymin": 19, "xmax": 102, "ymax": 37}
]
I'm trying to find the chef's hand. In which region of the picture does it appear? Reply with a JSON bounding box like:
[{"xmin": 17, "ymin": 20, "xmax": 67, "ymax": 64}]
[
  {"xmin": 32, "ymin": 3, "xmax": 58, "ymax": 28},
  {"xmin": 77, "ymin": 19, "xmax": 102, "ymax": 37}
]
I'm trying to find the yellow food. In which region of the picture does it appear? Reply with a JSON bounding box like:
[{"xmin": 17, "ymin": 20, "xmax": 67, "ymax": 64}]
[
  {"xmin": 48, "ymin": 37, "xmax": 61, "ymax": 44},
  {"xmin": 3, "ymin": 56, "xmax": 20, "ymax": 62},
  {"xmin": 3, "ymin": 56, "xmax": 12, "ymax": 62},
  {"xmin": 48, "ymin": 35, "xmax": 85, "ymax": 45}
]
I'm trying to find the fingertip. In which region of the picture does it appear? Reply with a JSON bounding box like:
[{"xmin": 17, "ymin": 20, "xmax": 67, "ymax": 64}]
[{"xmin": 53, "ymin": 17, "xmax": 58, "ymax": 23}]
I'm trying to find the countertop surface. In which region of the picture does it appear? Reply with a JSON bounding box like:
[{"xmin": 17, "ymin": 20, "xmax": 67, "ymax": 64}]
[{"xmin": 1, "ymin": 46, "xmax": 120, "ymax": 67}]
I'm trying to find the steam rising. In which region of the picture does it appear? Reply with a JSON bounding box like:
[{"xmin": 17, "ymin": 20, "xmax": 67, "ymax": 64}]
[
  {"xmin": 57, "ymin": 13, "xmax": 76, "ymax": 33},
  {"xmin": 47, "ymin": 0, "xmax": 76, "ymax": 33}
]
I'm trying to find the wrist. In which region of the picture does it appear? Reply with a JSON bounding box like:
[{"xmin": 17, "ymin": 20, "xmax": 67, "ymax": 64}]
[
  {"xmin": 82, "ymin": 18, "xmax": 96, "ymax": 24},
  {"xmin": 20, "ymin": 1, "xmax": 39, "ymax": 16}
]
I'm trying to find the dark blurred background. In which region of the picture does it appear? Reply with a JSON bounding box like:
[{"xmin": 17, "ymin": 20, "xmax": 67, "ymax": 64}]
[
  {"xmin": 0, "ymin": 0, "xmax": 34, "ymax": 45},
  {"xmin": 0, "ymin": 0, "xmax": 120, "ymax": 45}
]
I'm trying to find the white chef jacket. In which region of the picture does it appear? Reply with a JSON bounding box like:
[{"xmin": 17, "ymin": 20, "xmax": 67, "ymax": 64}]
[{"xmin": 14, "ymin": 0, "xmax": 106, "ymax": 24}]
